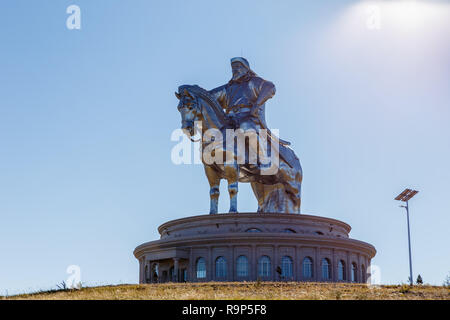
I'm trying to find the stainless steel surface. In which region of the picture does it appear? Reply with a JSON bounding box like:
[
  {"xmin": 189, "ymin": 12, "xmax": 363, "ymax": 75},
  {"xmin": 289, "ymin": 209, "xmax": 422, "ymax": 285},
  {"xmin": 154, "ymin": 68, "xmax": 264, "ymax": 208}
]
[{"xmin": 176, "ymin": 58, "xmax": 303, "ymax": 214}]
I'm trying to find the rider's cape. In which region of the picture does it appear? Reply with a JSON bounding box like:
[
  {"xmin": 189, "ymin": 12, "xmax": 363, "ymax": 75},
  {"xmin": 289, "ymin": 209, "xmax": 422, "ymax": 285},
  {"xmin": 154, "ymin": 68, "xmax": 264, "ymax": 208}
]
[{"xmin": 255, "ymin": 105, "xmax": 300, "ymax": 170}]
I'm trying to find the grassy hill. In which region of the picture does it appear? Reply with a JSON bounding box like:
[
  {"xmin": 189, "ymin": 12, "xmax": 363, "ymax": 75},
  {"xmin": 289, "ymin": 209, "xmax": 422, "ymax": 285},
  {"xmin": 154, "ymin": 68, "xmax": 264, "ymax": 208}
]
[{"xmin": 3, "ymin": 282, "xmax": 449, "ymax": 300}]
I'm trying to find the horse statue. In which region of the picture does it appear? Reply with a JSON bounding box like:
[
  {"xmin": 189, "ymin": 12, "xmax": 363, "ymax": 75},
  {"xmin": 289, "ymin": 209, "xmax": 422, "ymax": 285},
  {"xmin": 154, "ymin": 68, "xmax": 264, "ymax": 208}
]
[{"xmin": 175, "ymin": 84, "xmax": 302, "ymax": 214}]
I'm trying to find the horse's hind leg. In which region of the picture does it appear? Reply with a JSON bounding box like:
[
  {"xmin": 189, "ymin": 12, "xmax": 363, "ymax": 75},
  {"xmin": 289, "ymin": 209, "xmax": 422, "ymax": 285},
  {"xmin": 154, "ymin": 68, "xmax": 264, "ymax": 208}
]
[
  {"xmin": 251, "ymin": 182, "xmax": 264, "ymax": 213},
  {"xmin": 281, "ymin": 168, "xmax": 302, "ymax": 214},
  {"xmin": 224, "ymin": 163, "xmax": 239, "ymax": 213},
  {"xmin": 204, "ymin": 165, "xmax": 221, "ymax": 214}
]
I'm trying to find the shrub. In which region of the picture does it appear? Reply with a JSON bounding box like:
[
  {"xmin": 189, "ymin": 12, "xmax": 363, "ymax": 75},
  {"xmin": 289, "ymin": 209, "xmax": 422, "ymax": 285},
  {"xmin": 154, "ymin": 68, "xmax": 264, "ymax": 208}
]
[
  {"xmin": 399, "ymin": 284, "xmax": 410, "ymax": 294},
  {"xmin": 443, "ymin": 274, "xmax": 450, "ymax": 288}
]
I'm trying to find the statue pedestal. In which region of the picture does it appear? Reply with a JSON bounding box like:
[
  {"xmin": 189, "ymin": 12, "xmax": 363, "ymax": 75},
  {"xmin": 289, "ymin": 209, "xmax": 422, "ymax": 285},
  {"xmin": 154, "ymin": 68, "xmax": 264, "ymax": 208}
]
[{"xmin": 134, "ymin": 213, "xmax": 376, "ymax": 283}]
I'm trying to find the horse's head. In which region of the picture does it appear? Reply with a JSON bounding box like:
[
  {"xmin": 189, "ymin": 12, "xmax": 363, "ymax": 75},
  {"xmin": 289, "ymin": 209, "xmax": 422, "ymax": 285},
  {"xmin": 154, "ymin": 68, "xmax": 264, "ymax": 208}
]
[{"xmin": 175, "ymin": 86, "xmax": 200, "ymax": 137}]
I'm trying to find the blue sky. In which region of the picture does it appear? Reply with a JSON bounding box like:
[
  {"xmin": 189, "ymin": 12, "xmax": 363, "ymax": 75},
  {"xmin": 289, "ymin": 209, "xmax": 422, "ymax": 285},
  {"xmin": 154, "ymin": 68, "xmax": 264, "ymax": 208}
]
[{"xmin": 0, "ymin": 0, "xmax": 449, "ymax": 294}]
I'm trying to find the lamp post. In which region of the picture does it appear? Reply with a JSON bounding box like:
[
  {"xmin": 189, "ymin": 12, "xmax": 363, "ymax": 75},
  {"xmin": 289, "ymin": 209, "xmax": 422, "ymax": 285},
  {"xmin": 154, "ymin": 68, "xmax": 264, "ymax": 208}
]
[{"xmin": 395, "ymin": 189, "xmax": 419, "ymax": 286}]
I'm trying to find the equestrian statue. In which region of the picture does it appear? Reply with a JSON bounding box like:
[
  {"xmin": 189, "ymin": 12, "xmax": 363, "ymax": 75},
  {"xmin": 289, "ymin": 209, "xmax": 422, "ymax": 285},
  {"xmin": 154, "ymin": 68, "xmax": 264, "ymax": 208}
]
[{"xmin": 175, "ymin": 57, "xmax": 303, "ymax": 214}]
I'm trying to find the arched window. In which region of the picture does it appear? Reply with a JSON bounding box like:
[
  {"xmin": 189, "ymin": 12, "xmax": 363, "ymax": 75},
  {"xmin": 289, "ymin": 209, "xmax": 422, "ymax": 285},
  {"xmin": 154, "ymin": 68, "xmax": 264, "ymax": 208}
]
[
  {"xmin": 351, "ymin": 263, "xmax": 358, "ymax": 282},
  {"xmin": 236, "ymin": 256, "xmax": 249, "ymax": 277},
  {"xmin": 152, "ymin": 264, "xmax": 159, "ymax": 277},
  {"xmin": 302, "ymin": 257, "xmax": 313, "ymax": 279},
  {"xmin": 321, "ymin": 258, "xmax": 331, "ymax": 280},
  {"xmin": 215, "ymin": 256, "xmax": 227, "ymax": 278},
  {"xmin": 196, "ymin": 257, "xmax": 206, "ymax": 279},
  {"xmin": 281, "ymin": 256, "xmax": 293, "ymax": 278},
  {"xmin": 338, "ymin": 260, "xmax": 346, "ymax": 281},
  {"xmin": 151, "ymin": 264, "xmax": 159, "ymax": 283},
  {"xmin": 258, "ymin": 256, "xmax": 271, "ymax": 277},
  {"xmin": 361, "ymin": 264, "xmax": 366, "ymax": 283},
  {"xmin": 246, "ymin": 228, "xmax": 262, "ymax": 233}
]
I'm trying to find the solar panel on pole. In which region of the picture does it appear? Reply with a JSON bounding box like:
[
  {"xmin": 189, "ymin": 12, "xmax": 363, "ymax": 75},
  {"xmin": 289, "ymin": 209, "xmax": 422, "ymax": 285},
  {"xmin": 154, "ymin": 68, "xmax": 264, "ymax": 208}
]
[{"xmin": 394, "ymin": 188, "xmax": 419, "ymax": 286}]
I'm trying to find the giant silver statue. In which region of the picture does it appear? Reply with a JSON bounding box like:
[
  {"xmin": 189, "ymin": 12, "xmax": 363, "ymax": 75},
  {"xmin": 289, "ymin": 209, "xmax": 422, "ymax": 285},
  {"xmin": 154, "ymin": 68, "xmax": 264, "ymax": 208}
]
[{"xmin": 175, "ymin": 58, "xmax": 302, "ymax": 214}]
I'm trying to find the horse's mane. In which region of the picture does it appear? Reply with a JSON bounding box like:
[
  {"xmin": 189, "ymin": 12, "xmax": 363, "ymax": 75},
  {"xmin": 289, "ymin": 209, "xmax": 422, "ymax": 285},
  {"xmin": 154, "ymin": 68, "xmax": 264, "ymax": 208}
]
[{"xmin": 179, "ymin": 85, "xmax": 228, "ymax": 126}]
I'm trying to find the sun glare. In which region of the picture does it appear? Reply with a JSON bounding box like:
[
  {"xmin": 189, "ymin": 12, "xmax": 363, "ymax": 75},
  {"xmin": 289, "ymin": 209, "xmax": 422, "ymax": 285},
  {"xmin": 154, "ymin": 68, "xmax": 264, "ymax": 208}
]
[
  {"xmin": 323, "ymin": 0, "xmax": 450, "ymax": 52},
  {"xmin": 352, "ymin": 0, "xmax": 449, "ymax": 31}
]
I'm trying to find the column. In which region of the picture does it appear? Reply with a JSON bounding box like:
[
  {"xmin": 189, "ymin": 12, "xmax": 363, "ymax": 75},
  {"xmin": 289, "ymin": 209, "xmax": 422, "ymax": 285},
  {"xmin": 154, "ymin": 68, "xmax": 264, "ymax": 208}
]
[
  {"xmin": 139, "ymin": 257, "xmax": 144, "ymax": 284},
  {"xmin": 346, "ymin": 251, "xmax": 351, "ymax": 283},
  {"xmin": 274, "ymin": 245, "xmax": 279, "ymax": 281},
  {"xmin": 145, "ymin": 260, "xmax": 151, "ymax": 283},
  {"xmin": 252, "ymin": 245, "xmax": 257, "ymax": 280},
  {"xmin": 207, "ymin": 246, "xmax": 212, "ymax": 281},
  {"xmin": 314, "ymin": 247, "xmax": 319, "ymax": 282},
  {"xmin": 189, "ymin": 248, "xmax": 194, "ymax": 282},
  {"xmin": 332, "ymin": 249, "xmax": 336, "ymax": 282},
  {"xmin": 173, "ymin": 258, "xmax": 179, "ymax": 282},
  {"xmin": 356, "ymin": 253, "xmax": 361, "ymax": 283},
  {"xmin": 229, "ymin": 245, "xmax": 235, "ymax": 281},
  {"xmin": 295, "ymin": 246, "xmax": 300, "ymax": 281}
]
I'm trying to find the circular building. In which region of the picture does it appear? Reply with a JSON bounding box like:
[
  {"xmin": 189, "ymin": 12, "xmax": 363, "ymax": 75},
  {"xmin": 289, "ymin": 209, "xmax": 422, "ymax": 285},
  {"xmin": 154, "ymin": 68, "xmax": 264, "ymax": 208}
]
[{"xmin": 134, "ymin": 213, "xmax": 376, "ymax": 284}]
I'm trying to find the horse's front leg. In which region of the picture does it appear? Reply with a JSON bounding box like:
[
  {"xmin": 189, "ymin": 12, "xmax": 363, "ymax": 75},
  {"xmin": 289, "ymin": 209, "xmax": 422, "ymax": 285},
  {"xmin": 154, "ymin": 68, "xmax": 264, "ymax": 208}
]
[
  {"xmin": 224, "ymin": 163, "xmax": 239, "ymax": 213},
  {"xmin": 204, "ymin": 165, "xmax": 220, "ymax": 214}
]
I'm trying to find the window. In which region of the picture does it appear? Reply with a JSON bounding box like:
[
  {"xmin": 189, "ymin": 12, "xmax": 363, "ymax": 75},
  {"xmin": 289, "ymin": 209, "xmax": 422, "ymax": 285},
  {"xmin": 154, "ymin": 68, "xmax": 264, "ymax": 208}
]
[
  {"xmin": 302, "ymin": 257, "xmax": 313, "ymax": 279},
  {"xmin": 321, "ymin": 258, "xmax": 331, "ymax": 280},
  {"xmin": 284, "ymin": 229, "xmax": 296, "ymax": 233},
  {"xmin": 281, "ymin": 256, "xmax": 293, "ymax": 278},
  {"xmin": 152, "ymin": 264, "xmax": 159, "ymax": 277},
  {"xmin": 351, "ymin": 263, "xmax": 358, "ymax": 282},
  {"xmin": 196, "ymin": 257, "xmax": 206, "ymax": 279},
  {"xmin": 338, "ymin": 260, "xmax": 346, "ymax": 281},
  {"xmin": 236, "ymin": 256, "xmax": 249, "ymax": 277},
  {"xmin": 215, "ymin": 256, "xmax": 227, "ymax": 278},
  {"xmin": 151, "ymin": 264, "xmax": 159, "ymax": 283},
  {"xmin": 246, "ymin": 228, "xmax": 262, "ymax": 233},
  {"xmin": 258, "ymin": 256, "xmax": 271, "ymax": 277}
]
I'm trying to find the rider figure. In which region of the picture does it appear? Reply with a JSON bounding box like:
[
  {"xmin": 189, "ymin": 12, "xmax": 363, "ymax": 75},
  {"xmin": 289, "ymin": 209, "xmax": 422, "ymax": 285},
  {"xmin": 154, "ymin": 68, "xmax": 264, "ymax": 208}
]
[{"xmin": 209, "ymin": 57, "xmax": 276, "ymax": 166}]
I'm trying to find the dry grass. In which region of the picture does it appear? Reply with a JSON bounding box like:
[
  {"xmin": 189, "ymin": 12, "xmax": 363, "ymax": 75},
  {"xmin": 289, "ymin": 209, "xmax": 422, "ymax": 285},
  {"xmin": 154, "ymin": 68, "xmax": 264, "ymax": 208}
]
[{"xmin": 3, "ymin": 282, "xmax": 449, "ymax": 300}]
